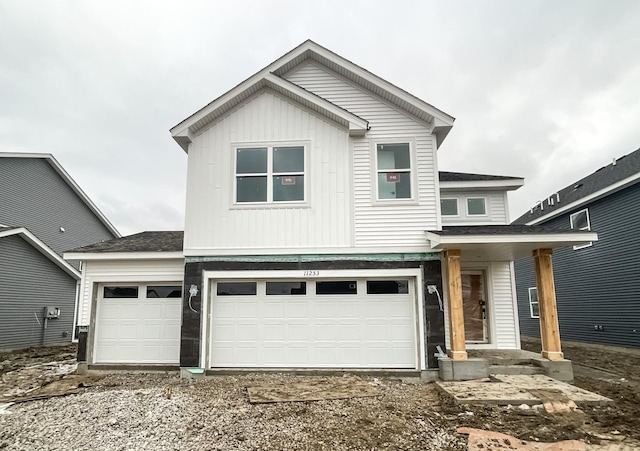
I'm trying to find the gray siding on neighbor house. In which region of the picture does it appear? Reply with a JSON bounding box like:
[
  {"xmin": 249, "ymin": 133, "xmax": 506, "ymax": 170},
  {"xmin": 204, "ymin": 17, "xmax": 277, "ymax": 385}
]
[
  {"xmin": 515, "ymin": 183, "xmax": 640, "ymax": 348},
  {"xmin": 0, "ymin": 157, "xmax": 115, "ymax": 256},
  {"xmin": 0, "ymin": 234, "xmax": 77, "ymax": 350}
]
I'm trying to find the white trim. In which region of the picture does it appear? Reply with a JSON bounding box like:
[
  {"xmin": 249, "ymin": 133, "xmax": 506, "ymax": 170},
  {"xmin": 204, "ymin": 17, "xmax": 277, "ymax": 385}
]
[
  {"xmin": 371, "ymin": 138, "xmax": 418, "ymax": 205},
  {"xmin": 526, "ymin": 171, "xmax": 640, "ymax": 225},
  {"xmin": 509, "ymin": 261, "xmax": 521, "ymax": 348},
  {"xmin": 440, "ymin": 197, "xmax": 459, "ymax": 217},
  {"xmin": 0, "ymin": 227, "xmax": 80, "ymax": 279},
  {"xmin": 466, "ymin": 197, "xmax": 488, "ymax": 216},
  {"xmin": 426, "ymin": 231, "xmax": 598, "ymax": 247},
  {"xmin": 570, "ymin": 208, "xmax": 593, "ymax": 250},
  {"xmin": 0, "ymin": 153, "xmax": 120, "ymax": 237},
  {"xmin": 439, "ymin": 179, "xmax": 524, "ymax": 191},
  {"xmin": 63, "ymin": 251, "xmax": 184, "ymax": 261},
  {"xmin": 528, "ymin": 287, "xmax": 540, "ymax": 319},
  {"xmin": 200, "ymin": 268, "xmax": 425, "ymax": 370},
  {"xmin": 183, "ymin": 245, "xmax": 437, "ymax": 257}
]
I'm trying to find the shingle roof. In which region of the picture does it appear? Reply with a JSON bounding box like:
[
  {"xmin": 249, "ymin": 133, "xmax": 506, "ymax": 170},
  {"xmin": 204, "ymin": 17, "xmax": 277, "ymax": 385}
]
[
  {"xmin": 66, "ymin": 231, "xmax": 184, "ymax": 253},
  {"xmin": 438, "ymin": 171, "xmax": 523, "ymax": 182},
  {"xmin": 514, "ymin": 147, "xmax": 640, "ymax": 224},
  {"xmin": 430, "ymin": 224, "xmax": 573, "ymax": 236}
]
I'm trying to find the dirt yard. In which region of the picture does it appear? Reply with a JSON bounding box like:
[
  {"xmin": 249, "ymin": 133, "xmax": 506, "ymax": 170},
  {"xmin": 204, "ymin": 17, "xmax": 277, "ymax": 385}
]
[{"xmin": 1, "ymin": 341, "xmax": 639, "ymax": 450}]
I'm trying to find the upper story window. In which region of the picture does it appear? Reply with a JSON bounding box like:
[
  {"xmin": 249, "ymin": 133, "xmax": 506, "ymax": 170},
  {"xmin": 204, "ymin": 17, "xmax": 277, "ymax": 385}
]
[
  {"xmin": 467, "ymin": 197, "xmax": 487, "ymax": 216},
  {"xmin": 376, "ymin": 143, "xmax": 412, "ymax": 200},
  {"xmin": 235, "ymin": 145, "xmax": 305, "ymax": 204},
  {"xmin": 441, "ymin": 198, "xmax": 458, "ymax": 216},
  {"xmin": 570, "ymin": 208, "xmax": 592, "ymax": 250}
]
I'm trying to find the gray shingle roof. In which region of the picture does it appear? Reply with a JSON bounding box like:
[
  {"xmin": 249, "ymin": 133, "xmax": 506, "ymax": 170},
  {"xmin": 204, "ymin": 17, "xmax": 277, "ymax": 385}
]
[
  {"xmin": 513, "ymin": 147, "xmax": 640, "ymax": 224},
  {"xmin": 430, "ymin": 224, "xmax": 574, "ymax": 236},
  {"xmin": 439, "ymin": 171, "xmax": 523, "ymax": 182},
  {"xmin": 66, "ymin": 231, "xmax": 183, "ymax": 253}
]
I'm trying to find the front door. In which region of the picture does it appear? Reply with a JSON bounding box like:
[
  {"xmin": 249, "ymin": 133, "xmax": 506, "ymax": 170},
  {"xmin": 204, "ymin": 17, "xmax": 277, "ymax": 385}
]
[{"xmin": 461, "ymin": 272, "xmax": 487, "ymax": 343}]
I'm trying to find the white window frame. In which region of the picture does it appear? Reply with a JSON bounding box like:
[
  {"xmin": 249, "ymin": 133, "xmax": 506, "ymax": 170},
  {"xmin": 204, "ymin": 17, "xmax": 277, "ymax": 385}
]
[
  {"xmin": 570, "ymin": 208, "xmax": 592, "ymax": 250},
  {"xmin": 466, "ymin": 197, "xmax": 488, "ymax": 216},
  {"xmin": 440, "ymin": 198, "xmax": 459, "ymax": 217},
  {"xmin": 528, "ymin": 287, "xmax": 539, "ymax": 318},
  {"xmin": 372, "ymin": 139, "xmax": 417, "ymax": 205},
  {"xmin": 232, "ymin": 141, "xmax": 308, "ymax": 207}
]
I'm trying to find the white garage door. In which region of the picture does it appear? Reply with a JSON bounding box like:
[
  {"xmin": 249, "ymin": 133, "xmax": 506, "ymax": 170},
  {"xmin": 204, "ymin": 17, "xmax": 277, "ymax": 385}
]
[
  {"xmin": 210, "ymin": 279, "xmax": 416, "ymax": 368},
  {"xmin": 95, "ymin": 284, "xmax": 182, "ymax": 364}
]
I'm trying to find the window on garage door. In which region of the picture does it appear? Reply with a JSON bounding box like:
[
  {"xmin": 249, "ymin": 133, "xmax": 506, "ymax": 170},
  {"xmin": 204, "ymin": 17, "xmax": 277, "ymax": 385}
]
[
  {"xmin": 316, "ymin": 281, "xmax": 357, "ymax": 295},
  {"xmin": 103, "ymin": 286, "xmax": 139, "ymax": 298}
]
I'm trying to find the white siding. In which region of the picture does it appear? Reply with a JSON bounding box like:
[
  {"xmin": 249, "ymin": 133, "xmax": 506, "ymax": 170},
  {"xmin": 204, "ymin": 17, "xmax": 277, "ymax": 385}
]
[
  {"xmin": 286, "ymin": 61, "xmax": 439, "ymax": 248},
  {"xmin": 78, "ymin": 259, "xmax": 184, "ymax": 326},
  {"xmin": 184, "ymin": 89, "xmax": 352, "ymax": 254},
  {"xmin": 440, "ymin": 190, "xmax": 509, "ymax": 225},
  {"xmin": 443, "ymin": 261, "xmax": 519, "ymax": 350}
]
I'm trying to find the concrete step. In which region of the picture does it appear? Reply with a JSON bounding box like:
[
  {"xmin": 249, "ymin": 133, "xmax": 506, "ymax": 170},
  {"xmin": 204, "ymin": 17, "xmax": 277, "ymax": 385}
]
[
  {"xmin": 489, "ymin": 364, "xmax": 545, "ymax": 376},
  {"xmin": 485, "ymin": 357, "xmax": 536, "ymax": 366}
]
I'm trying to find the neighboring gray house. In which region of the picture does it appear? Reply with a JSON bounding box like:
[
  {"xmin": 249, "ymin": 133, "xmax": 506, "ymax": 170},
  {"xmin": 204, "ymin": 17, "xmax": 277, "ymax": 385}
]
[
  {"xmin": 0, "ymin": 153, "xmax": 119, "ymax": 350},
  {"xmin": 514, "ymin": 147, "xmax": 640, "ymax": 349}
]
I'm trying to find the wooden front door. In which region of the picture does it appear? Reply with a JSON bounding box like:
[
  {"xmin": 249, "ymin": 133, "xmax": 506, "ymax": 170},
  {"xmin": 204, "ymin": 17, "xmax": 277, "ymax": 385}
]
[{"xmin": 461, "ymin": 272, "xmax": 487, "ymax": 343}]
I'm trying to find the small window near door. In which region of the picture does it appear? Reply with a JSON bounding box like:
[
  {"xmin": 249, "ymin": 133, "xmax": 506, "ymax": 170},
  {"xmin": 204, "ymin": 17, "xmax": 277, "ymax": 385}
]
[
  {"xmin": 147, "ymin": 286, "xmax": 182, "ymax": 298},
  {"xmin": 467, "ymin": 197, "xmax": 486, "ymax": 215},
  {"xmin": 528, "ymin": 287, "xmax": 539, "ymax": 318},
  {"xmin": 103, "ymin": 286, "xmax": 138, "ymax": 298},
  {"xmin": 366, "ymin": 280, "xmax": 409, "ymax": 294},
  {"xmin": 266, "ymin": 282, "xmax": 307, "ymax": 295},
  {"xmin": 441, "ymin": 198, "xmax": 458, "ymax": 216},
  {"xmin": 217, "ymin": 282, "xmax": 257, "ymax": 296},
  {"xmin": 316, "ymin": 281, "xmax": 357, "ymax": 295}
]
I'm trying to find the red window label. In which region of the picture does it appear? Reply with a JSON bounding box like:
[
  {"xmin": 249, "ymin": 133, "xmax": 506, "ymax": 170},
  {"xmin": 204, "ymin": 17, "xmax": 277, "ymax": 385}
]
[
  {"xmin": 386, "ymin": 173, "xmax": 400, "ymax": 183},
  {"xmin": 281, "ymin": 176, "xmax": 296, "ymax": 185}
]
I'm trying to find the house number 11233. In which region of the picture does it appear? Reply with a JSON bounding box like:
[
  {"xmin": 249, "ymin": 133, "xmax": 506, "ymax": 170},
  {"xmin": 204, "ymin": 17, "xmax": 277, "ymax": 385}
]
[{"xmin": 303, "ymin": 270, "xmax": 320, "ymax": 277}]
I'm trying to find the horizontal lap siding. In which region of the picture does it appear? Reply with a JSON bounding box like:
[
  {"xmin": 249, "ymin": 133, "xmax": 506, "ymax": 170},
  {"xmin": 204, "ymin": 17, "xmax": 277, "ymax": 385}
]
[
  {"xmin": 286, "ymin": 62, "xmax": 438, "ymax": 248},
  {"xmin": 440, "ymin": 190, "xmax": 509, "ymax": 225},
  {"xmin": 78, "ymin": 259, "xmax": 185, "ymax": 325},
  {"xmin": 0, "ymin": 235, "xmax": 77, "ymax": 349},
  {"xmin": 184, "ymin": 89, "xmax": 351, "ymax": 253}
]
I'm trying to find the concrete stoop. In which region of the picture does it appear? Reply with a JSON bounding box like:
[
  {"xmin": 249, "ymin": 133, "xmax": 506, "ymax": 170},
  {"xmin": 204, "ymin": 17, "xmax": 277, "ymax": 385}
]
[{"xmin": 438, "ymin": 354, "xmax": 574, "ymax": 382}]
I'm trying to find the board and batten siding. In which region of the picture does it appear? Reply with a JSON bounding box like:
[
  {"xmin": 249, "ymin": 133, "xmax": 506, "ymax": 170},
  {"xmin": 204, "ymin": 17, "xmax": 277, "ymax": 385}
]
[
  {"xmin": 183, "ymin": 89, "xmax": 352, "ymax": 254},
  {"xmin": 440, "ymin": 190, "xmax": 509, "ymax": 225},
  {"xmin": 285, "ymin": 61, "xmax": 439, "ymax": 248},
  {"xmin": 0, "ymin": 158, "xmax": 116, "ymax": 258},
  {"xmin": 515, "ymin": 183, "xmax": 640, "ymax": 349},
  {"xmin": 443, "ymin": 261, "xmax": 520, "ymax": 350},
  {"xmin": 0, "ymin": 235, "xmax": 77, "ymax": 350},
  {"xmin": 77, "ymin": 259, "xmax": 184, "ymax": 326}
]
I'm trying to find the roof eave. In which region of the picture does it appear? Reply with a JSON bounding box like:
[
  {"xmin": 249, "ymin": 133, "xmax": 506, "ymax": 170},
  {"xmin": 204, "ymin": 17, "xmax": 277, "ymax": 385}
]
[
  {"xmin": 63, "ymin": 251, "xmax": 184, "ymax": 261},
  {"xmin": 440, "ymin": 178, "xmax": 525, "ymax": 191}
]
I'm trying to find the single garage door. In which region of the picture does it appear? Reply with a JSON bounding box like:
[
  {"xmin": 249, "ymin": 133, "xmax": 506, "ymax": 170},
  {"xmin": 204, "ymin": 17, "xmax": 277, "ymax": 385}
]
[
  {"xmin": 210, "ymin": 278, "xmax": 417, "ymax": 368},
  {"xmin": 94, "ymin": 284, "xmax": 182, "ymax": 364}
]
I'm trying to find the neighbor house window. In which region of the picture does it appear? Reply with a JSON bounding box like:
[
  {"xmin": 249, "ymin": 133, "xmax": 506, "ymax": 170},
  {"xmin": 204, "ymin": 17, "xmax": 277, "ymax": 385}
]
[
  {"xmin": 235, "ymin": 145, "xmax": 305, "ymax": 203},
  {"xmin": 441, "ymin": 198, "xmax": 458, "ymax": 216},
  {"xmin": 570, "ymin": 208, "xmax": 592, "ymax": 249},
  {"xmin": 467, "ymin": 197, "xmax": 486, "ymax": 215},
  {"xmin": 376, "ymin": 143, "xmax": 412, "ymax": 200},
  {"xmin": 528, "ymin": 287, "xmax": 539, "ymax": 318}
]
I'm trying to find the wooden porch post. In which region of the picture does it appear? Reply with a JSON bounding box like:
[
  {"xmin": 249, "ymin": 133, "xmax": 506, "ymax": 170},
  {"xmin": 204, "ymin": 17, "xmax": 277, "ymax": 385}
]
[
  {"xmin": 445, "ymin": 249, "xmax": 467, "ymax": 360},
  {"xmin": 533, "ymin": 248, "xmax": 564, "ymax": 361}
]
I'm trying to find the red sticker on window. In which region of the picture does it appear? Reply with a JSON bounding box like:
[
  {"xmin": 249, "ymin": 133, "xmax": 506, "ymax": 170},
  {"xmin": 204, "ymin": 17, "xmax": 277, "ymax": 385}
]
[
  {"xmin": 281, "ymin": 176, "xmax": 296, "ymax": 185},
  {"xmin": 386, "ymin": 173, "xmax": 400, "ymax": 183}
]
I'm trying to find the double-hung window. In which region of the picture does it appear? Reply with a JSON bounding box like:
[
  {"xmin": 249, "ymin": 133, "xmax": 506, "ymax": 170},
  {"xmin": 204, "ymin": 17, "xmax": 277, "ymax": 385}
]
[
  {"xmin": 376, "ymin": 143, "xmax": 412, "ymax": 200},
  {"xmin": 235, "ymin": 145, "xmax": 305, "ymax": 204},
  {"xmin": 570, "ymin": 208, "xmax": 592, "ymax": 249}
]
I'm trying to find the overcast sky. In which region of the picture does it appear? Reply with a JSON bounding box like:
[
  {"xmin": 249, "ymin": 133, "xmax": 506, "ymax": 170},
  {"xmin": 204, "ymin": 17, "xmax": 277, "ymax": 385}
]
[{"xmin": 1, "ymin": 0, "xmax": 639, "ymax": 236}]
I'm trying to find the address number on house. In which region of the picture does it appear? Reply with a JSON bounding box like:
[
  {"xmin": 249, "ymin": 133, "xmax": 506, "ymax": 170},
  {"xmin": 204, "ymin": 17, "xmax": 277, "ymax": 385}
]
[{"xmin": 303, "ymin": 270, "xmax": 320, "ymax": 277}]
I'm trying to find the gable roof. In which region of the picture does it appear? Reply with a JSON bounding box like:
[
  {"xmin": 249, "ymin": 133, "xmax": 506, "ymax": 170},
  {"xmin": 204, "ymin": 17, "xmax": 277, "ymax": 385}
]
[
  {"xmin": 0, "ymin": 153, "xmax": 120, "ymax": 237},
  {"xmin": 0, "ymin": 227, "xmax": 80, "ymax": 279},
  {"xmin": 171, "ymin": 40, "xmax": 455, "ymax": 151},
  {"xmin": 514, "ymin": 147, "xmax": 640, "ymax": 225},
  {"xmin": 439, "ymin": 171, "xmax": 524, "ymax": 191}
]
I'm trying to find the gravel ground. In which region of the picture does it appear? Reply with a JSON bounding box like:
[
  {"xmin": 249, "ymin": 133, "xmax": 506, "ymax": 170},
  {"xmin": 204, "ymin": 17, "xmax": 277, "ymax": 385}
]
[{"xmin": 0, "ymin": 372, "xmax": 465, "ymax": 451}]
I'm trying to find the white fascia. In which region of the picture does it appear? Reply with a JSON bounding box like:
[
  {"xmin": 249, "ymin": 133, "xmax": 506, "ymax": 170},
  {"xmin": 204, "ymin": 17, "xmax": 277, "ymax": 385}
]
[
  {"xmin": 439, "ymin": 179, "xmax": 524, "ymax": 192},
  {"xmin": 426, "ymin": 231, "xmax": 599, "ymax": 247},
  {"xmin": 0, "ymin": 227, "xmax": 81, "ymax": 279},
  {"xmin": 63, "ymin": 251, "xmax": 184, "ymax": 261},
  {"xmin": 526, "ymin": 172, "xmax": 640, "ymax": 225}
]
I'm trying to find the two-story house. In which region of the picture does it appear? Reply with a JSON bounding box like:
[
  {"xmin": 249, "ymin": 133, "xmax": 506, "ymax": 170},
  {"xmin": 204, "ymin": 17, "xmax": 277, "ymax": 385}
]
[
  {"xmin": 65, "ymin": 41, "xmax": 596, "ymax": 380},
  {"xmin": 0, "ymin": 153, "xmax": 119, "ymax": 350},
  {"xmin": 514, "ymin": 147, "xmax": 640, "ymax": 350}
]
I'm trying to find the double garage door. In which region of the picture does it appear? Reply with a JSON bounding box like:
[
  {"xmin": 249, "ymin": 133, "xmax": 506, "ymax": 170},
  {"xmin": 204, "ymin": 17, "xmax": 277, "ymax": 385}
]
[
  {"xmin": 210, "ymin": 277, "xmax": 418, "ymax": 369},
  {"xmin": 94, "ymin": 284, "xmax": 182, "ymax": 364}
]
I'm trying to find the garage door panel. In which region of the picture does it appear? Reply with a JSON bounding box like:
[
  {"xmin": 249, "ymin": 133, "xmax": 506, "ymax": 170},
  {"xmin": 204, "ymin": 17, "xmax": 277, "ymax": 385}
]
[{"xmin": 210, "ymin": 279, "xmax": 417, "ymax": 369}]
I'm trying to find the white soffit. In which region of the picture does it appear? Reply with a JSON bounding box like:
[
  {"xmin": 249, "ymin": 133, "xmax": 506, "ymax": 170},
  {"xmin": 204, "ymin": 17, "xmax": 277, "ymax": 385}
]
[
  {"xmin": 63, "ymin": 251, "xmax": 184, "ymax": 261},
  {"xmin": 439, "ymin": 178, "xmax": 525, "ymax": 192}
]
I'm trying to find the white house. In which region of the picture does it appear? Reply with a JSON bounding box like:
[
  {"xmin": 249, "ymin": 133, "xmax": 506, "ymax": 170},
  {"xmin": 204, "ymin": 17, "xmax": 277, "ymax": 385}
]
[{"xmin": 65, "ymin": 41, "xmax": 596, "ymax": 379}]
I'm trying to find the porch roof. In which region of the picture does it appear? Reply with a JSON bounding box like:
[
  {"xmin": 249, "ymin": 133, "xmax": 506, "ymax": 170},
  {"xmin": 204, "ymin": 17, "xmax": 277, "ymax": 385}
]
[{"xmin": 426, "ymin": 225, "xmax": 598, "ymax": 261}]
